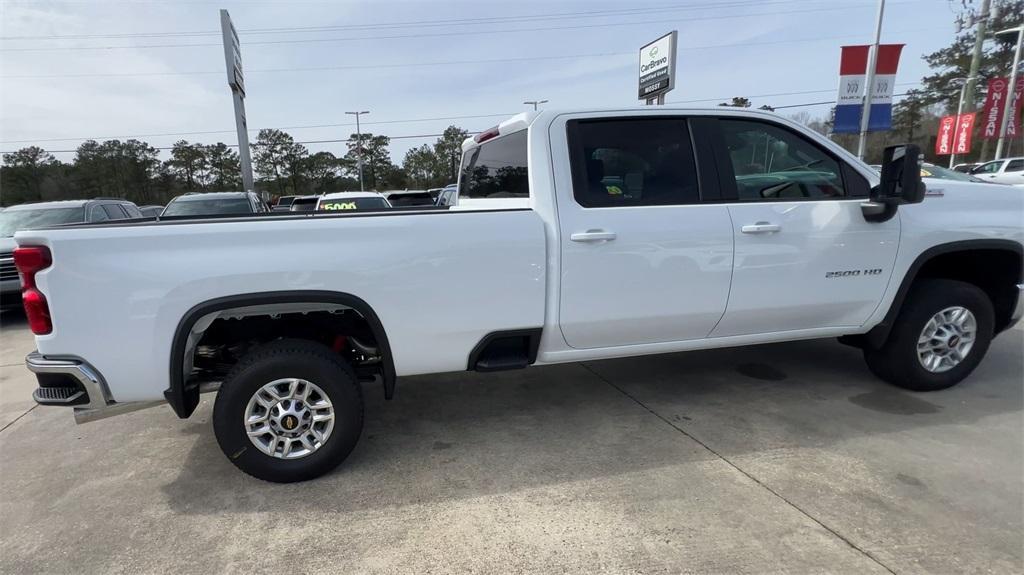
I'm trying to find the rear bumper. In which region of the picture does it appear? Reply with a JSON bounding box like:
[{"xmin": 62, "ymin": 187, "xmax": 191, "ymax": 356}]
[
  {"xmin": 26, "ymin": 352, "xmax": 111, "ymax": 410},
  {"xmin": 26, "ymin": 352, "xmax": 165, "ymax": 424}
]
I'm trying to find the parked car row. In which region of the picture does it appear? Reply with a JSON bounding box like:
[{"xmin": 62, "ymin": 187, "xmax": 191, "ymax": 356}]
[{"xmin": 950, "ymin": 157, "xmax": 1024, "ymax": 185}]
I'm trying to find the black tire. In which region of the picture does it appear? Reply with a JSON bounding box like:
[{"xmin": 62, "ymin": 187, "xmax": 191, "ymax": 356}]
[
  {"xmin": 213, "ymin": 338, "xmax": 364, "ymax": 482},
  {"xmin": 864, "ymin": 279, "xmax": 994, "ymax": 391}
]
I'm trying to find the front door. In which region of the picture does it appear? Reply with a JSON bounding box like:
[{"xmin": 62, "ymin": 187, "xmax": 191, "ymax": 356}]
[
  {"xmin": 707, "ymin": 117, "xmax": 900, "ymax": 337},
  {"xmin": 554, "ymin": 116, "xmax": 734, "ymax": 349}
]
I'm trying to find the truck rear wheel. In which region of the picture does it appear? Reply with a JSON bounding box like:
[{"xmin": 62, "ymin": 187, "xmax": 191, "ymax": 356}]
[
  {"xmin": 212, "ymin": 339, "xmax": 364, "ymax": 482},
  {"xmin": 864, "ymin": 279, "xmax": 994, "ymax": 391}
]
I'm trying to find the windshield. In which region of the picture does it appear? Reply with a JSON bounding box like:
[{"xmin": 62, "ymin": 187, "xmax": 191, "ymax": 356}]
[
  {"xmin": 318, "ymin": 197, "xmax": 391, "ymax": 211},
  {"xmin": 0, "ymin": 207, "xmax": 85, "ymax": 237},
  {"xmin": 920, "ymin": 164, "xmax": 985, "ymax": 182},
  {"xmin": 162, "ymin": 198, "xmax": 251, "ymax": 217}
]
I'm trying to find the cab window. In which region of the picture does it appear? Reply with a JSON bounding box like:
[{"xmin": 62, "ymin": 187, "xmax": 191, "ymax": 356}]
[
  {"xmin": 718, "ymin": 119, "xmax": 846, "ymax": 201},
  {"xmin": 459, "ymin": 131, "xmax": 529, "ymax": 199},
  {"xmin": 567, "ymin": 118, "xmax": 699, "ymax": 208}
]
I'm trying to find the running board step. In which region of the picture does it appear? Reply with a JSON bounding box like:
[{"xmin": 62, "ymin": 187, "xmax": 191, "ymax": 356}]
[{"xmin": 33, "ymin": 386, "xmax": 87, "ymax": 405}]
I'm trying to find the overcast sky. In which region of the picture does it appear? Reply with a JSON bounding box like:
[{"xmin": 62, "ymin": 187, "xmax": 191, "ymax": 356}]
[{"xmin": 0, "ymin": 0, "xmax": 958, "ymax": 163}]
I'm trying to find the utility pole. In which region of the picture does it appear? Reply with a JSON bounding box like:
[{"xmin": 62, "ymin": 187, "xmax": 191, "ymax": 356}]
[
  {"xmin": 523, "ymin": 99, "xmax": 548, "ymax": 111},
  {"xmin": 857, "ymin": 0, "xmax": 885, "ymax": 160},
  {"xmin": 994, "ymin": 25, "xmax": 1023, "ymax": 159},
  {"xmin": 963, "ymin": 0, "xmax": 991, "ymax": 113},
  {"xmin": 345, "ymin": 111, "xmax": 369, "ymax": 191}
]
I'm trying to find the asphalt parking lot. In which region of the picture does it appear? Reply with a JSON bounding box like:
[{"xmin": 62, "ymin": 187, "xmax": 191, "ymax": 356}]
[{"xmin": 0, "ymin": 311, "xmax": 1021, "ymax": 574}]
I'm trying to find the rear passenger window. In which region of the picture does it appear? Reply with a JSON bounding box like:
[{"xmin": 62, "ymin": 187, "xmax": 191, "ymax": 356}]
[
  {"xmin": 90, "ymin": 206, "xmax": 110, "ymax": 222},
  {"xmin": 102, "ymin": 204, "xmax": 127, "ymax": 219},
  {"xmin": 1006, "ymin": 159, "xmax": 1023, "ymax": 172},
  {"xmin": 460, "ymin": 131, "xmax": 529, "ymax": 199},
  {"xmin": 568, "ymin": 118, "xmax": 699, "ymax": 208},
  {"xmin": 719, "ymin": 119, "xmax": 846, "ymax": 201}
]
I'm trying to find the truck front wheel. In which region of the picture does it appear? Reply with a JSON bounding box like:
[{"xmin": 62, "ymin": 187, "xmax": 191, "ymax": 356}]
[
  {"xmin": 212, "ymin": 339, "xmax": 364, "ymax": 482},
  {"xmin": 864, "ymin": 279, "xmax": 994, "ymax": 391}
]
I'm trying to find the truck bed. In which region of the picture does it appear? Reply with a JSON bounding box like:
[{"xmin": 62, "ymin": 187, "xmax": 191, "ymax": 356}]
[{"xmin": 16, "ymin": 208, "xmax": 547, "ymax": 402}]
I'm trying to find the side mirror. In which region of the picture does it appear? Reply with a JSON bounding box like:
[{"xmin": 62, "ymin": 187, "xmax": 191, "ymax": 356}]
[{"xmin": 871, "ymin": 144, "xmax": 925, "ymax": 205}]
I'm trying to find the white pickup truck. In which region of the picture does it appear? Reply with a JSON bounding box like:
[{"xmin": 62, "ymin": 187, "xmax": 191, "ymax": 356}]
[{"xmin": 14, "ymin": 108, "xmax": 1023, "ymax": 482}]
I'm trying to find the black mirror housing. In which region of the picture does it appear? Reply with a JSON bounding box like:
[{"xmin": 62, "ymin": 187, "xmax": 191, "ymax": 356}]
[{"xmin": 872, "ymin": 144, "xmax": 925, "ymax": 205}]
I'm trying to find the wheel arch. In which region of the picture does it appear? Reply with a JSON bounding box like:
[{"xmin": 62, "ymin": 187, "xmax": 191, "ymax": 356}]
[
  {"xmin": 862, "ymin": 239, "xmax": 1023, "ymax": 349},
  {"xmin": 166, "ymin": 290, "xmax": 395, "ymax": 419}
]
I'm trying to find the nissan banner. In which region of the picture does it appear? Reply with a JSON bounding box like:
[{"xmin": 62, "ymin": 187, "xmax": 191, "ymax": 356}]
[
  {"xmin": 981, "ymin": 78, "xmax": 1008, "ymax": 140},
  {"xmin": 935, "ymin": 115, "xmax": 956, "ymax": 156},
  {"xmin": 953, "ymin": 112, "xmax": 976, "ymax": 155}
]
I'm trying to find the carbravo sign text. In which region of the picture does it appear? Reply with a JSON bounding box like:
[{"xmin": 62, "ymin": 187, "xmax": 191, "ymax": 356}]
[{"xmin": 638, "ymin": 31, "xmax": 677, "ymax": 101}]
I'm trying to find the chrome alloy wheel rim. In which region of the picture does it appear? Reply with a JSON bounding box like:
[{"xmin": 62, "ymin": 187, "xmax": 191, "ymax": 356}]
[
  {"xmin": 244, "ymin": 378, "xmax": 335, "ymax": 459},
  {"xmin": 917, "ymin": 306, "xmax": 977, "ymax": 374}
]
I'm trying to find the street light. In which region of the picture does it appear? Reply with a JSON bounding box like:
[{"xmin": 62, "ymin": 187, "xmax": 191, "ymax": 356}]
[
  {"xmin": 345, "ymin": 110, "xmax": 370, "ymax": 191},
  {"xmin": 523, "ymin": 99, "xmax": 548, "ymax": 111},
  {"xmin": 949, "ymin": 76, "xmax": 974, "ymax": 168},
  {"xmin": 994, "ymin": 26, "xmax": 1022, "ymax": 160}
]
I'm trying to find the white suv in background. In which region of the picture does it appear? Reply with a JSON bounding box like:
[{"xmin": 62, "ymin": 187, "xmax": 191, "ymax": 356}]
[{"xmin": 972, "ymin": 157, "xmax": 1024, "ymax": 186}]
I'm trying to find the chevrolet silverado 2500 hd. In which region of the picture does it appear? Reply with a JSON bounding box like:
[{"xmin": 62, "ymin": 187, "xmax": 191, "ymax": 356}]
[{"xmin": 15, "ymin": 108, "xmax": 1023, "ymax": 482}]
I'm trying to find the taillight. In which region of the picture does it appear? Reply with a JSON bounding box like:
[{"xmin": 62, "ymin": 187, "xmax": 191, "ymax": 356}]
[
  {"xmin": 13, "ymin": 246, "xmax": 53, "ymax": 335},
  {"xmin": 474, "ymin": 126, "xmax": 500, "ymax": 144}
]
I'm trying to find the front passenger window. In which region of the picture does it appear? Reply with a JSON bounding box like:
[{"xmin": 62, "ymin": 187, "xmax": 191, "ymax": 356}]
[{"xmin": 719, "ymin": 119, "xmax": 846, "ymax": 201}]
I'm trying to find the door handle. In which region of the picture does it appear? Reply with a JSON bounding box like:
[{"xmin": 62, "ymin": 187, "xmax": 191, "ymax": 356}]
[
  {"xmin": 570, "ymin": 230, "xmax": 617, "ymax": 242},
  {"xmin": 741, "ymin": 222, "xmax": 781, "ymax": 234}
]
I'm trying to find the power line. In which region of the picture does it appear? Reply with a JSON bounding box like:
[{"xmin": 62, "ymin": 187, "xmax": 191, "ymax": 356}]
[
  {"xmin": 1, "ymin": 85, "xmax": 927, "ymax": 153},
  {"xmin": 0, "ymin": 1, "xmax": 829, "ymax": 41},
  {"xmin": 2, "ymin": 131, "xmax": 477, "ymax": 155},
  {"xmin": 0, "ymin": 3, "xmax": 918, "ymax": 52},
  {"xmin": 2, "ymin": 27, "xmax": 946, "ymax": 80},
  {"xmin": 0, "ymin": 113, "xmax": 517, "ymax": 144}
]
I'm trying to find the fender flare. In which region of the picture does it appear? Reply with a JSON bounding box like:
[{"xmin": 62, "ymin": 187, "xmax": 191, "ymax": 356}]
[
  {"xmin": 862, "ymin": 239, "xmax": 1023, "ymax": 349},
  {"xmin": 165, "ymin": 290, "xmax": 396, "ymax": 418}
]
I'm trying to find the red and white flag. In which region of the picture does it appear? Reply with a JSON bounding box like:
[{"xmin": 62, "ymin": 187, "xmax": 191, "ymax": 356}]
[
  {"xmin": 981, "ymin": 78, "xmax": 1009, "ymax": 140},
  {"xmin": 953, "ymin": 112, "xmax": 976, "ymax": 154},
  {"xmin": 935, "ymin": 115, "xmax": 956, "ymax": 156}
]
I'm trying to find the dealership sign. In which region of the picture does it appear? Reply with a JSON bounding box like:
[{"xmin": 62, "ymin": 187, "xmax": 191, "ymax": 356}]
[
  {"xmin": 220, "ymin": 10, "xmax": 245, "ymax": 96},
  {"xmin": 638, "ymin": 31, "xmax": 677, "ymax": 101}
]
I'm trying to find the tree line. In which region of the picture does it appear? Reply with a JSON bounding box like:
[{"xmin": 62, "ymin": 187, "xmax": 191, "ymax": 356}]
[{"xmin": 0, "ymin": 125, "xmax": 469, "ymax": 207}]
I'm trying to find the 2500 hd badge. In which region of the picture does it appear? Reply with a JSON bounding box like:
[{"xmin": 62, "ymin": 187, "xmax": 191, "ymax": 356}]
[{"xmin": 826, "ymin": 268, "xmax": 884, "ymax": 278}]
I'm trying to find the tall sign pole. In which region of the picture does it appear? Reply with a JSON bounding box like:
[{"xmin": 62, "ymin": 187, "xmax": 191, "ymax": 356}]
[
  {"xmin": 994, "ymin": 26, "xmax": 1023, "ymax": 160},
  {"xmin": 857, "ymin": 0, "xmax": 885, "ymax": 160},
  {"xmin": 345, "ymin": 111, "xmax": 369, "ymax": 191},
  {"xmin": 220, "ymin": 10, "xmax": 256, "ymax": 197},
  {"xmin": 638, "ymin": 31, "xmax": 677, "ymax": 105}
]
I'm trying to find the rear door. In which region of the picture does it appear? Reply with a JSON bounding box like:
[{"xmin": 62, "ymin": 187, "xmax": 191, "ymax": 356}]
[
  {"xmin": 553, "ymin": 115, "xmax": 734, "ymax": 349},
  {"xmin": 707, "ymin": 116, "xmax": 900, "ymax": 337}
]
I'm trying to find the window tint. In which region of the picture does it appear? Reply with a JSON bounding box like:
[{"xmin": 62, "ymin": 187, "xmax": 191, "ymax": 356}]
[
  {"xmin": 162, "ymin": 198, "xmax": 252, "ymax": 216},
  {"xmin": 569, "ymin": 118, "xmax": 699, "ymax": 207},
  {"xmin": 102, "ymin": 204, "xmax": 127, "ymax": 219},
  {"xmin": 1006, "ymin": 159, "xmax": 1023, "ymax": 172},
  {"xmin": 90, "ymin": 205, "xmax": 110, "ymax": 222},
  {"xmin": 460, "ymin": 131, "xmax": 529, "ymax": 199},
  {"xmin": 122, "ymin": 204, "xmax": 143, "ymax": 218},
  {"xmin": 719, "ymin": 119, "xmax": 846, "ymax": 201}
]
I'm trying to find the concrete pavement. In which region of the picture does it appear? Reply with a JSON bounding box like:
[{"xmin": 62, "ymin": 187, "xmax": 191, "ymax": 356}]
[{"xmin": 0, "ymin": 309, "xmax": 1020, "ymax": 574}]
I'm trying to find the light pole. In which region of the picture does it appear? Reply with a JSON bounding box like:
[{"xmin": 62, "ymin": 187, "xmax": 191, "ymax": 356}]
[
  {"xmin": 346, "ymin": 110, "xmax": 369, "ymax": 191},
  {"xmin": 949, "ymin": 76, "xmax": 973, "ymax": 168},
  {"xmin": 523, "ymin": 99, "xmax": 548, "ymax": 111},
  {"xmin": 994, "ymin": 26, "xmax": 1023, "ymax": 160},
  {"xmin": 857, "ymin": 0, "xmax": 885, "ymax": 160}
]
